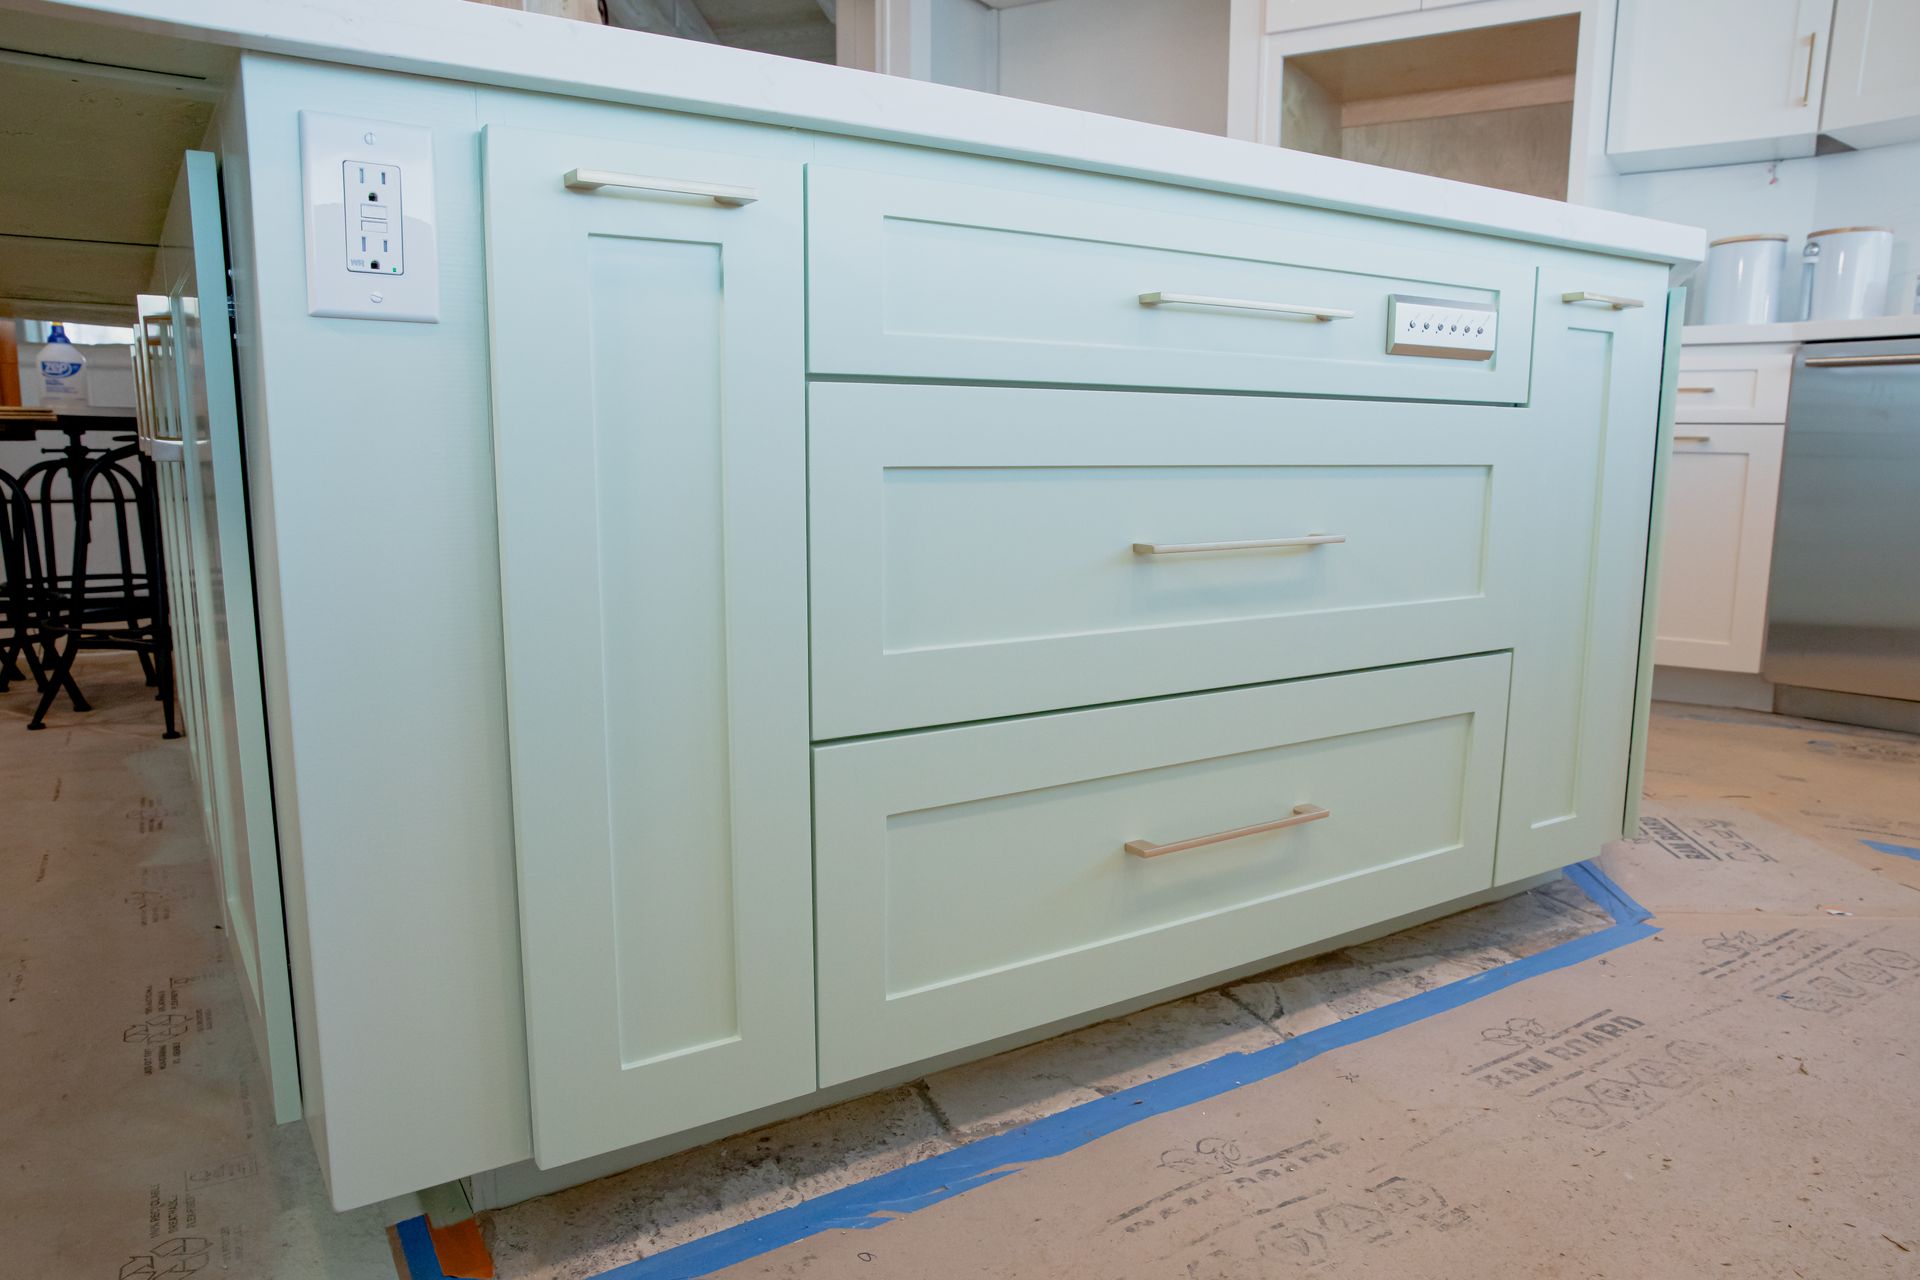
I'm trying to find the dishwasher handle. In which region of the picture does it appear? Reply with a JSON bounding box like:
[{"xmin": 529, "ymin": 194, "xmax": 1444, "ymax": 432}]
[{"xmin": 1803, "ymin": 353, "xmax": 1920, "ymax": 368}]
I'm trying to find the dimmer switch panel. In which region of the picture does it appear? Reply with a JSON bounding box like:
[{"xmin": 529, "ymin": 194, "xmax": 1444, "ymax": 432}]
[
  {"xmin": 1386, "ymin": 294, "xmax": 1496, "ymax": 361},
  {"xmin": 299, "ymin": 112, "xmax": 439, "ymax": 322}
]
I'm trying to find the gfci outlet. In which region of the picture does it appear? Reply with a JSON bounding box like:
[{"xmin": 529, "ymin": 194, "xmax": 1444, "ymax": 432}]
[
  {"xmin": 1386, "ymin": 294, "xmax": 1496, "ymax": 361},
  {"xmin": 299, "ymin": 112, "xmax": 439, "ymax": 322}
]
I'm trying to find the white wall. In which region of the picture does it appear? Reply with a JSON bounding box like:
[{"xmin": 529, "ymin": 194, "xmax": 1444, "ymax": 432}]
[
  {"xmin": 997, "ymin": 0, "xmax": 1231, "ymax": 136},
  {"xmin": 931, "ymin": 0, "xmax": 998, "ymax": 91},
  {"xmin": 1604, "ymin": 140, "xmax": 1920, "ymax": 320}
]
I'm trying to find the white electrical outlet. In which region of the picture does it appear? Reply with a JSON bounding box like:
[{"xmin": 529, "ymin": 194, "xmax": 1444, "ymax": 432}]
[
  {"xmin": 300, "ymin": 112, "xmax": 439, "ymax": 323},
  {"xmin": 1386, "ymin": 294, "xmax": 1497, "ymax": 361}
]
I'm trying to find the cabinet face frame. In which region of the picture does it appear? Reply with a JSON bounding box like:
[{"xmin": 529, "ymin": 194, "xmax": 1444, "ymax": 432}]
[{"xmin": 481, "ymin": 124, "xmax": 815, "ymax": 1169}]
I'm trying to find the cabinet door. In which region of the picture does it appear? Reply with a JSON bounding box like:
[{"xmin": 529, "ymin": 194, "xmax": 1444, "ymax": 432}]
[
  {"xmin": 1267, "ymin": 0, "xmax": 1416, "ymax": 33},
  {"xmin": 1497, "ymin": 266, "xmax": 1666, "ymax": 885},
  {"xmin": 1608, "ymin": 0, "xmax": 1834, "ymax": 172},
  {"xmin": 1821, "ymin": 0, "xmax": 1920, "ymax": 148},
  {"xmin": 482, "ymin": 124, "xmax": 813, "ymax": 1168},
  {"xmin": 1653, "ymin": 424, "xmax": 1785, "ymax": 673},
  {"xmin": 148, "ymin": 153, "xmax": 303, "ymax": 1125}
]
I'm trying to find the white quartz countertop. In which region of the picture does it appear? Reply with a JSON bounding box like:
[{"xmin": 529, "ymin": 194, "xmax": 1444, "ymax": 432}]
[
  {"xmin": 1683, "ymin": 313, "xmax": 1920, "ymax": 346},
  {"xmin": 25, "ymin": 0, "xmax": 1705, "ymax": 271}
]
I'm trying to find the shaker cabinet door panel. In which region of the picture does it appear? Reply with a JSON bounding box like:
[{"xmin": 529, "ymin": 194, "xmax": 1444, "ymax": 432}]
[
  {"xmin": 1821, "ymin": 0, "xmax": 1920, "ymax": 147},
  {"xmin": 1496, "ymin": 266, "xmax": 1666, "ymax": 883},
  {"xmin": 1608, "ymin": 0, "xmax": 1834, "ymax": 172},
  {"xmin": 1653, "ymin": 423, "xmax": 1785, "ymax": 673},
  {"xmin": 482, "ymin": 124, "xmax": 814, "ymax": 1168},
  {"xmin": 143, "ymin": 153, "xmax": 302, "ymax": 1125}
]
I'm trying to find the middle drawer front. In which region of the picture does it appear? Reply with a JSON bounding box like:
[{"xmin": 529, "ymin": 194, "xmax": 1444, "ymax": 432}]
[
  {"xmin": 807, "ymin": 163, "xmax": 1536, "ymax": 403},
  {"xmin": 809, "ymin": 383, "xmax": 1522, "ymax": 739},
  {"xmin": 813, "ymin": 654, "xmax": 1511, "ymax": 1086}
]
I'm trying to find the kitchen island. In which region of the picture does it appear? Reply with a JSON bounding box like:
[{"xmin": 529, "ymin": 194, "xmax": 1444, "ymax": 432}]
[{"xmin": 15, "ymin": 0, "xmax": 1703, "ymax": 1212}]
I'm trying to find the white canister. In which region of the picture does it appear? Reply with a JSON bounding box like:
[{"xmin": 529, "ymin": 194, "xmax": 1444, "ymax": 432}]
[
  {"xmin": 1700, "ymin": 233, "xmax": 1788, "ymax": 325},
  {"xmin": 1803, "ymin": 226, "xmax": 1895, "ymax": 322}
]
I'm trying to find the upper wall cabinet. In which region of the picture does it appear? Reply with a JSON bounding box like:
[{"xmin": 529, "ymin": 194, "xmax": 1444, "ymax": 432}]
[
  {"xmin": 1608, "ymin": 0, "xmax": 1834, "ymax": 172},
  {"xmin": 1820, "ymin": 0, "xmax": 1920, "ymax": 149},
  {"xmin": 1267, "ymin": 0, "xmax": 1417, "ymax": 32},
  {"xmin": 1266, "ymin": 0, "xmax": 1488, "ymax": 32}
]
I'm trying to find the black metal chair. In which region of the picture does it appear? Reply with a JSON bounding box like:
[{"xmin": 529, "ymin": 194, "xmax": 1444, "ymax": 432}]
[
  {"xmin": 0, "ymin": 466, "xmax": 75, "ymax": 701},
  {"xmin": 26, "ymin": 443, "xmax": 178, "ymax": 736}
]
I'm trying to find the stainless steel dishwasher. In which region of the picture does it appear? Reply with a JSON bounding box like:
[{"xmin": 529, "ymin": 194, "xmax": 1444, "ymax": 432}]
[{"xmin": 1764, "ymin": 336, "xmax": 1920, "ymax": 728}]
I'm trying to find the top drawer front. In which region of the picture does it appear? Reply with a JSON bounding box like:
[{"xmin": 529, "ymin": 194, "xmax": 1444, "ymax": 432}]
[
  {"xmin": 1674, "ymin": 348, "xmax": 1793, "ymax": 422},
  {"xmin": 809, "ymin": 165, "xmax": 1537, "ymax": 403}
]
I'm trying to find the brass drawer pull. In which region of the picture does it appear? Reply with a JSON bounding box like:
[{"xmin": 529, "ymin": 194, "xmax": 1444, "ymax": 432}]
[
  {"xmin": 1673, "ymin": 433, "xmax": 1712, "ymax": 444},
  {"xmin": 1139, "ymin": 291, "xmax": 1354, "ymax": 322},
  {"xmin": 1677, "ymin": 386, "xmax": 1715, "ymax": 394},
  {"xmin": 1561, "ymin": 291, "xmax": 1644, "ymax": 310},
  {"xmin": 1133, "ymin": 534, "xmax": 1346, "ymax": 556},
  {"xmin": 1126, "ymin": 803, "xmax": 1330, "ymax": 859},
  {"xmin": 562, "ymin": 167, "xmax": 758, "ymax": 207}
]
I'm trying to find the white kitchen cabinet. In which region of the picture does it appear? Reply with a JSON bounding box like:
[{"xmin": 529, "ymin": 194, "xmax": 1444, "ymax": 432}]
[
  {"xmin": 1267, "ymin": 0, "xmax": 1416, "ymax": 33},
  {"xmin": 1820, "ymin": 0, "xmax": 1920, "ymax": 148},
  {"xmin": 1654, "ymin": 423, "xmax": 1786, "ymax": 673},
  {"xmin": 1608, "ymin": 0, "xmax": 1834, "ymax": 172}
]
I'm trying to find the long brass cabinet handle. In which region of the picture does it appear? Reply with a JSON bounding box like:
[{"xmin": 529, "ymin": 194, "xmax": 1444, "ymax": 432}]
[
  {"xmin": 1795, "ymin": 32, "xmax": 1818, "ymax": 107},
  {"xmin": 1673, "ymin": 434, "xmax": 1712, "ymax": 444},
  {"xmin": 1133, "ymin": 534, "xmax": 1346, "ymax": 555},
  {"xmin": 1561, "ymin": 291, "xmax": 1644, "ymax": 310},
  {"xmin": 1804, "ymin": 354, "xmax": 1920, "ymax": 368},
  {"xmin": 1127, "ymin": 803, "xmax": 1331, "ymax": 859},
  {"xmin": 1139, "ymin": 292, "xmax": 1355, "ymax": 322},
  {"xmin": 1677, "ymin": 386, "xmax": 1715, "ymax": 394},
  {"xmin": 562, "ymin": 167, "xmax": 758, "ymax": 207}
]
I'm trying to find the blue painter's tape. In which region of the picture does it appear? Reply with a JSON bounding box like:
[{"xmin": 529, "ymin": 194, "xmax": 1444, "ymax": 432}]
[
  {"xmin": 1863, "ymin": 838, "xmax": 1920, "ymax": 862},
  {"xmin": 588, "ymin": 862, "xmax": 1657, "ymax": 1280},
  {"xmin": 1564, "ymin": 858, "xmax": 1653, "ymax": 925},
  {"xmin": 395, "ymin": 1216, "xmax": 447, "ymax": 1280}
]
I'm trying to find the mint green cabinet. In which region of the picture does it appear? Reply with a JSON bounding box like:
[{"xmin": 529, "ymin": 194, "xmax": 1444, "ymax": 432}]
[
  {"xmin": 141, "ymin": 152, "xmax": 302, "ymax": 1126},
  {"xmin": 807, "ymin": 164, "xmax": 1537, "ymax": 404},
  {"xmin": 809, "ymin": 381, "xmax": 1526, "ymax": 738},
  {"xmin": 482, "ymin": 125, "xmax": 815, "ymax": 1167},
  {"xmin": 814, "ymin": 655, "xmax": 1511, "ymax": 1085},
  {"xmin": 1495, "ymin": 267, "xmax": 1667, "ymax": 884}
]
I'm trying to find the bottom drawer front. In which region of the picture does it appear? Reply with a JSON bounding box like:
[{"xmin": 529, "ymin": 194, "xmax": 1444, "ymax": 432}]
[{"xmin": 813, "ymin": 654, "xmax": 1510, "ymax": 1085}]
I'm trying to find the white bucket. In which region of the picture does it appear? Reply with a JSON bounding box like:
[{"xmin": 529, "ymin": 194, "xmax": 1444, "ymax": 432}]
[
  {"xmin": 1803, "ymin": 226, "xmax": 1895, "ymax": 322},
  {"xmin": 1700, "ymin": 234, "xmax": 1788, "ymax": 325}
]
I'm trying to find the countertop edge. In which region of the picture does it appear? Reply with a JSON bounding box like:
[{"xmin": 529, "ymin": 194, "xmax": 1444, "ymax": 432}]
[
  {"xmin": 19, "ymin": 0, "xmax": 1706, "ymax": 270},
  {"xmin": 1683, "ymin": 314, "xmax": 1920, "ymax": 345}
]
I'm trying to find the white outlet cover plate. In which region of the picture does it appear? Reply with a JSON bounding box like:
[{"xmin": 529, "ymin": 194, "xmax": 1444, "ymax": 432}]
[
  {"xmin": 1386, "ymin": 294, "xmax": 1496, "ymax": 360},
  {"xmin": 299, "ymin": 111, "xmax": 439, "ymax": 323}
]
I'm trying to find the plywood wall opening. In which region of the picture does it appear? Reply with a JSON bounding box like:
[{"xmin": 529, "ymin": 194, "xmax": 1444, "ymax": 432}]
[{"xmin": 1281, "ymin": 13, "xmax": 1579, "ymax": 201}]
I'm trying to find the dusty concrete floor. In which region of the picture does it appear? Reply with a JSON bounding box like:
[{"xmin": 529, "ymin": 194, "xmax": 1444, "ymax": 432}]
[
  {"xmin": 0, "ymin": 655, "xmax": 397, "ymax": 1279},
  {"xmin": 4, "ymin": 658, "xmax": 1916, "ymax": 1278}
]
